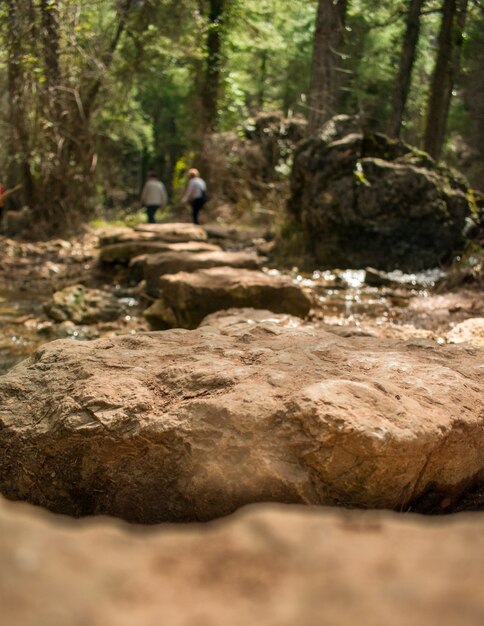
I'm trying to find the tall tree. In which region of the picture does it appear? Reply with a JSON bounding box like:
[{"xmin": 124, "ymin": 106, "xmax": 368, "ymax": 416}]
[
  {"xmin": 424, "ymin": 0, "xmax": 469, "ymax": 160},
  {"xmin": 2, "ymin": 0, "xmax": 138, "ymax": 235},
  {"xmin": 389, "ymin": 0, "xmax": 426, "ymax": 138},
  {"xmin": 5, "ymin": 0, "xmax": 36, "ymax": 209},
  {"xmin": 307, "ymin": 0, "xmax": 348, "ymax": 134},
  {"xmin": 201, "ymin": 0, "xmax": 227, "ymax": 133},
  {"xmin": 460, "ymin": 1, "xmax": 484, "ymax": 189}
]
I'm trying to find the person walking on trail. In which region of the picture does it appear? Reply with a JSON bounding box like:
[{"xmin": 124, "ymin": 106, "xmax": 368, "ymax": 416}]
[
  {"xmin": 182, "ymin": 168, "xmax": 208, "ymax": 225},
  {"xmin": 140, "ymin": 171, "xmax": 168, "ymax": 224}
]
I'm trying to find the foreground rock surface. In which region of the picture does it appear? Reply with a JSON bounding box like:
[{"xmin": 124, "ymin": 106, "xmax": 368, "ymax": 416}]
[
  {"xmin": 1, "ymin": 498, "xmax": 484, "ymax": 626},
  {"xmin": 144, "ymin": 267, "xmax": 312, "ymax": 328},
  {"xmin": 0, "ymin": 321, "xmax": 482, "ymax": 522},
  {"xmin": 287, "ymin": 115, "xmax": 472, "ymax": 271}
]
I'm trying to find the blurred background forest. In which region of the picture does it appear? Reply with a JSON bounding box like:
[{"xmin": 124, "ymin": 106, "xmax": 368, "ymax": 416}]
[{"xmin": 0, "ymin": 0, "xmax": 483, "ymax": 237}]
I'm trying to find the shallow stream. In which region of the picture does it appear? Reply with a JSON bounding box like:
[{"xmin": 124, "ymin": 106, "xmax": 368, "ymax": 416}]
[
  {"xmin": 0, "ymin": 289, "xmax": 47, "ymax": 375},
  {"xmin": 0, "ymin": 266, "xmax": 478, "ymax": 377}
]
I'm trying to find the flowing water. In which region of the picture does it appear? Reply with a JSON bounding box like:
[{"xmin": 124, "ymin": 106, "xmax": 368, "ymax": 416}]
[
  {"xmin": 0, "ymin": 289, "xmax": 47, "ymax": 375},
  {"xmin": 0, "ymin": 284, "xmax": 146, "ymax": 376},
  {"xmin": 1, "ymin": 264, "xmax": 473, "ymax": 378}
]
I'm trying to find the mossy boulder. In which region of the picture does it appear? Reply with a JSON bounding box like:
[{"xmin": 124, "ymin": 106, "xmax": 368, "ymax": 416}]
[
  {"xmin": 44, "ymin": 285, "xmax": 123, "ymax": 324},
  {"xmin": 287, "ymin": 116, "xmax": 473, "ymax": 271}
]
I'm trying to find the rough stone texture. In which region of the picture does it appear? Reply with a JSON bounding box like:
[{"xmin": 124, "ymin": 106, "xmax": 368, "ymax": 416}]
[
  {"xmin": 287, "ymin": 117, "xmax": 472, "ymax": 271},
  {"xmin": 0, "ymin": 322, "xmax": 482, "ymax": 522},
  {"xmin": 99, "ymin": 240, "xmax": 220, "ymax": 265},
  {"xmin": 144, "ymin": 251, "xmax": 264, "ymax": 296},
  {"xmin": 1, "ymin": 498, "xmax": 484, "ymax": 626},
  {"xmin": 44, "ymin": 284, "xmax": 123, "ymax": 324},
  {"xmin": 446, "ymin": 318, "xmax": 484, "ymax": 348},
  {"xmin": 143, "ymin": 267, "xmax": 312, "ymax": 328}
]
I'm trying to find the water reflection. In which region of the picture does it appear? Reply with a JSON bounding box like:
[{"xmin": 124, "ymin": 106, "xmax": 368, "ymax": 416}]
[{"xmin": 0, "ymin": 289, "xmax": 46, "ymax": 375}]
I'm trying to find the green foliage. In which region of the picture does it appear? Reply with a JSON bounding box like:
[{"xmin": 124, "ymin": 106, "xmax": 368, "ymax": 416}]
[
  {"xmin": 221, "ymin": 0, "xmax": 316, "ymax": 123},
  {"xmin": 0, "ymin": 0, "xmax": 482, "ymax": 236}
]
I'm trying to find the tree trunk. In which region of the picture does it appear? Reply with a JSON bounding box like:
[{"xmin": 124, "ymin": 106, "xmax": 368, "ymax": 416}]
[
  {"xmin": 39, "ymin": 0, "xmax": 67, "ymax": 226},
  {"xmin": 460, "ymin": 8, "xmax": 484, "ymax": 189},
  {"xmin": 257, "ymin": 51, "xmax": 268, "ymax": 110},
  {"xmin": 424, "ymin": 0, "xmax": 469, "ymax": 160},
  {"xmin": 389, "ymin": 0, "xmax": 426, "ymax": 138},
  {"xmin": 83, "ymin": 0, "xmax": 135, "ymax": 121},
  {"xmin": 40, "ymin": 0, "xmax": 61, "ymax": 88},
  {"xmin": 307, "ymin": 0, "xmax": 348, "ymax": 135},
  {"xmin": 201, "ymin": 0, "xmax": 226, "ymax": 134},
  {"xmin": 5, "ymin": 0, "xmax": 36, "ymax": 208}
]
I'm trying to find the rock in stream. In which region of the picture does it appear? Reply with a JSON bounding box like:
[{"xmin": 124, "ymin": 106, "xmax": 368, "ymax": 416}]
[
  {"xmin": 143, "ymin": 266, "xmax": 312, "ymax": 329},
  {"xmin": 0, "ymin": 319, "xmax": 482, "ymax": 522}
]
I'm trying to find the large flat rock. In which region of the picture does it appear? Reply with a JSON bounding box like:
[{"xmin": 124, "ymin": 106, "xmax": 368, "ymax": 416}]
[
  {"xmin": 98, "ymin": 223, "xmax": 209, "ymax": 264},
  {"xmin": 126, "ymin": 242, "xmax": 221, "ymax": 282},
  {"xmin": 144, "ymin": 266, "xmax": 312, "ymax": 328},
  {"xmin": 1, "ymin": 498, "xmax": 484, "ymax": 626},
  {"xmin": 135, "ymin": 223, "xmax": 207, "ymax": 241},
  {"xmin": 97, "ymin": 227, "xmax": 136, "ymax": 247},
  {"xmin": 0, "ymin": 321, "xmax": 482, "ymax": 522},
  {"xmin": 99, "ymin": 225, "xmax": 206, "ymax": 246},
  {"xmin": 144, "ymin": 251, "xmax": 264, "ymax": 296},
  {"xmin": 99, "ymin": 239, "xmax": 219, "ymax": 265}
]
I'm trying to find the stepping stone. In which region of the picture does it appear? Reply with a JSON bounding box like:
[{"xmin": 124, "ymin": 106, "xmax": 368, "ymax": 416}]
[
  {"xmin": 100, "ymin": 239, "xmax": 221, "ymax": 265},
  {"xmin": 144, "ymin": 251, "xmax": 264, "ymax": 296},
  {"xmin": 1, "ymin": 320, "xmax": 481, "ymax": 522},
  {"xmin": 144, "ymin": 266, "xmax": 312, "ymax": 328}
]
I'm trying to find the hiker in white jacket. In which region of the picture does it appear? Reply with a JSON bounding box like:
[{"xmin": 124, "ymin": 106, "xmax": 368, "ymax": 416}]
[
  {"xmin": 182, "ymin": 168, "xmax": 207, "ymax": 225},
  {"xmin": 140, "ymin": 172, "xmax": 168, "ymax": 224}
]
